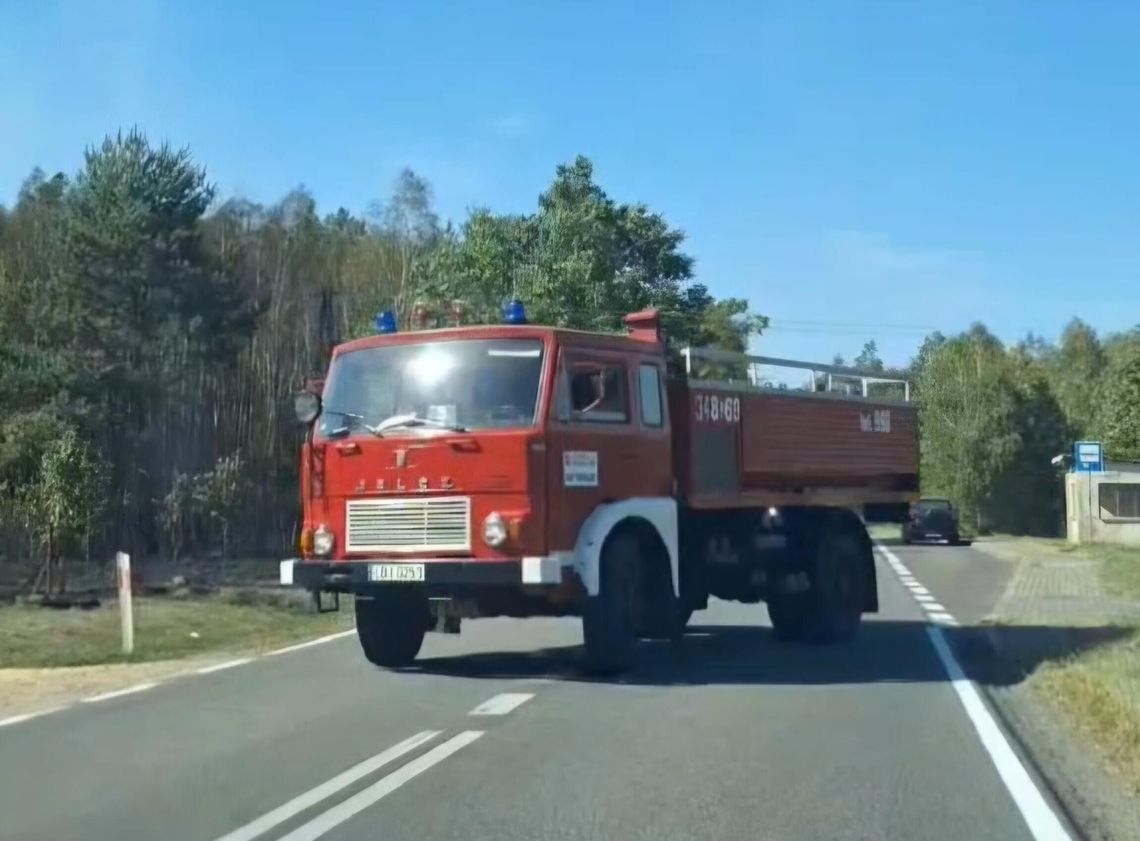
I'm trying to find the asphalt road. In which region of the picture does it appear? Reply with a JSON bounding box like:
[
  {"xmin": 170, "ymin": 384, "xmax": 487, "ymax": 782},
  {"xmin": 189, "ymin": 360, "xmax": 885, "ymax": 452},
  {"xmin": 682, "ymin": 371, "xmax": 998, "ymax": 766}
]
[{"xmin": 0, "ymin": 546, "xmax": 1062, "ymax": 841}]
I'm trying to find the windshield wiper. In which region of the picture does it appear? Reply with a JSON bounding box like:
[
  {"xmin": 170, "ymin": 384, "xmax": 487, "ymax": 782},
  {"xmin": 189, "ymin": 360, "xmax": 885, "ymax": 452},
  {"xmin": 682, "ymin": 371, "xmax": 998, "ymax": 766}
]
[
  {"xmin": 321, "ymin": 410, "xmax": 365, "ymax": 439},
  {"xmin": 369, "ymin": 413, "xmax": 467, "ymax": 434}
]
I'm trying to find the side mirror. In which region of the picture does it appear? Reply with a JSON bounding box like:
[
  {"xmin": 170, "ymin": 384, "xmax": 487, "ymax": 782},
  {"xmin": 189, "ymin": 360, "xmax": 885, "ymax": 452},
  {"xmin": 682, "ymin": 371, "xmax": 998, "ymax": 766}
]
[{"xmin": 294, "ymin": 391, "xmax": 322, "ymax": 425}]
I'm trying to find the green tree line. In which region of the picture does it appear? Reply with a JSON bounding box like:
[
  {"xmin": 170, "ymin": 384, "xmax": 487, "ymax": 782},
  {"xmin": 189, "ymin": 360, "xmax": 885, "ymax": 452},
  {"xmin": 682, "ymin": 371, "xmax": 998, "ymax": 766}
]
[
  {"xmin": 0, "ymin": 131, "xmax": 763, "ymax": 589},
  {"xmin": 843, "ymin": 320, "xmax": 1140, "ymax": 536},
  {"xmin": 4, "ymin": 130, "xmax": 1137, "ymax": 590}
]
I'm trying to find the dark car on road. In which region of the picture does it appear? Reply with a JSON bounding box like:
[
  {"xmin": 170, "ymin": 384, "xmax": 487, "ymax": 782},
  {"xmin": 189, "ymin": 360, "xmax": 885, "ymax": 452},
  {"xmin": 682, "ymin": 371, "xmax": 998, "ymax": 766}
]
[{"xmin": 901, "ymin": 498, "xmax": 962, "ymax": 544}]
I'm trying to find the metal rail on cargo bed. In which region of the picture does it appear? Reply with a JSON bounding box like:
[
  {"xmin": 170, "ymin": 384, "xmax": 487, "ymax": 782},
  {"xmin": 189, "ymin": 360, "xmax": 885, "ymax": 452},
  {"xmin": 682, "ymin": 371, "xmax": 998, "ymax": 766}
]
[{"xmin": 680, "ymin": 346, "xmax": 911, "ymax": 404}]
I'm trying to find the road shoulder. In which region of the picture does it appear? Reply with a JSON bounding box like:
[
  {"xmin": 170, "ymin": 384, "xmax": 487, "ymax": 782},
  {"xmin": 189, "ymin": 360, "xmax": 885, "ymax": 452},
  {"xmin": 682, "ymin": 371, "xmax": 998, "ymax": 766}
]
[
  {"xmin": 0, "ymin": 587, "xmax": 355, "ymax": 720},
  {"xmin": 907, "ymin": 538, "xmax": 1140, "ymax": 841}
]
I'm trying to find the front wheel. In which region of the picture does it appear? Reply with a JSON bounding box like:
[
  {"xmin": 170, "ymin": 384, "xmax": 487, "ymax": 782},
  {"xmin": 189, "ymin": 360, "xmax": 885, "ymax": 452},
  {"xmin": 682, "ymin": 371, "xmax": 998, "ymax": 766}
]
[
  {"xmin": 355, "ymin": 588, "xmax": 429, "ymax": 668},
  {"xmin": 582, "ymin": 533, "xmax": 638, "ymax": 674}
]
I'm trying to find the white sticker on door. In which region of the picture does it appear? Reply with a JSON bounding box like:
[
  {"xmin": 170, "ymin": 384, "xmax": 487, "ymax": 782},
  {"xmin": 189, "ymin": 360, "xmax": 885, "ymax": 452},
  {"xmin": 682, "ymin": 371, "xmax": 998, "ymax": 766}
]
[{"xmin": 563, "ymin": 451, "xmax": 599, "ymax": 487}]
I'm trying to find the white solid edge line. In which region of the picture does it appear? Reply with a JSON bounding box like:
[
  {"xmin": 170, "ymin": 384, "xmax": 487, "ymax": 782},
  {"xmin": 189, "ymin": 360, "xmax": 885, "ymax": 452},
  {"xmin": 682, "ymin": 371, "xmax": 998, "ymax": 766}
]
[
  {"xmin": 211, "ymin": 730, "xmax": 441, "ymax": 841},
  {"xmin": 81, "ymin": 682, "xmax": 159, "ymax": 704},
  {"xmin": 0, "ymin": 706, "xmax": 67, "ymax": 728},
  {"xmin": 925, "ymin": 625, "xmax": 1070, "ymax": 839},
  {"xmin": 197, "ymin": 657, "xmax": 255, "ymax": 675},
  {"xmin": 278, "ymin": 731, "xmax": 484, "ymax": 841},
  {"xmin": 468, "ymin": 692, "xmax": 535, "ymax": 716},
  {"xmin": 265, "ymin": 630, "xmax": 355, "ymax": 657},
  {"xmin": 877, "ymin": 545, "xmax": 1071, "ymax": 841}
]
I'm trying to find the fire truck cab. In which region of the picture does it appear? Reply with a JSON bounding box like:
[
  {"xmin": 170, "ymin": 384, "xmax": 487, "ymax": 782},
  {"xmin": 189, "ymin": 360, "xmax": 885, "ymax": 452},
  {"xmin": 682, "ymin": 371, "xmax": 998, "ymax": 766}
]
[{"xmin": 282, "ymin": 304, "xmax": 918, "ymax": 674}]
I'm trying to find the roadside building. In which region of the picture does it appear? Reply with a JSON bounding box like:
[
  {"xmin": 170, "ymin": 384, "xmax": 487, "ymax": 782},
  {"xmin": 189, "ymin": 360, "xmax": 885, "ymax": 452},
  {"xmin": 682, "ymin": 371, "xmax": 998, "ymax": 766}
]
[{"xmin": 1066, "ymin": 459, "xmax": 1140, "ymax": 545}]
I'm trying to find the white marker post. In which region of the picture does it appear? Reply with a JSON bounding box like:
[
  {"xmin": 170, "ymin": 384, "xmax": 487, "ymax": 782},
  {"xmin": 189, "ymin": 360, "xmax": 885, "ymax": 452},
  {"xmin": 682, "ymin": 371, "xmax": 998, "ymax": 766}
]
[{"xmin": 116, "ymin": 551, "xmax": 134, "ymax": 655}]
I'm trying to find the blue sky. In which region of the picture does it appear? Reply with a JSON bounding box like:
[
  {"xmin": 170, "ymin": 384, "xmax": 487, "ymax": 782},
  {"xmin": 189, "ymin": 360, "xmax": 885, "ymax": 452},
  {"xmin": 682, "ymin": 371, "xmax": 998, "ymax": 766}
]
[{"xmin": 3, "ymin": 1, "xmax": 1139, "ymax": 367}]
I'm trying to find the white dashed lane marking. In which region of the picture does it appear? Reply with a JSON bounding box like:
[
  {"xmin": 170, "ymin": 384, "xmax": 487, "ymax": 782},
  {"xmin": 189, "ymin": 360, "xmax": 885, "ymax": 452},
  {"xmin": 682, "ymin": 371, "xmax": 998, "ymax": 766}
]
[{"xmin": 468, "ymin": 693, "xmax": 535, "ymax": 716}]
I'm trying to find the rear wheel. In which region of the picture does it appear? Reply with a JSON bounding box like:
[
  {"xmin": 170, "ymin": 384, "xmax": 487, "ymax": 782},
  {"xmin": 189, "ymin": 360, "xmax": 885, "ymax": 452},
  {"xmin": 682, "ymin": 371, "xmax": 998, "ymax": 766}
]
[
  {"xmin": 767, "ymin": 587, "xmax": 811, "ymax": 642},
  {"xmin": 583, "ymin": 533, "xmax": 638, "ymax": 674},
  {"xmin": 355, "ymin": 587, "xmax": 429, "ymax": 668},
  {"xmin": 768, "ymin": 520, "xmax": 865, "ymax": 643}
]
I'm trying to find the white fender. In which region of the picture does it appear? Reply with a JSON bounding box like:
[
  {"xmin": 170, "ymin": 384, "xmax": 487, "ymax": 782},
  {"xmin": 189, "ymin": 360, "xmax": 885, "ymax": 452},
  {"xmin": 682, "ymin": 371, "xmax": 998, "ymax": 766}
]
[{"xmin": 570, "ymin": 498, "xmax": 678, "ymax": 597}]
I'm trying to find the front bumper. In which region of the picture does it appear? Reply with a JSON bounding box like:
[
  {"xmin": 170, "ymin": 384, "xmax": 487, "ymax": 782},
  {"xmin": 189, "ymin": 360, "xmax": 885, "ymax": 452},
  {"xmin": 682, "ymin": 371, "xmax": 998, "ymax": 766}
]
[{"xmin": 280, "ymin": 556, "xmax": 565, "ymax": 591}]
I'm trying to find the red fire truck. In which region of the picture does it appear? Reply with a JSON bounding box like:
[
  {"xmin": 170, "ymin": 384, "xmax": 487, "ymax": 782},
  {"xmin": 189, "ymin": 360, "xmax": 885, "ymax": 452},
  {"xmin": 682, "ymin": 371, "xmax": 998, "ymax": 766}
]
[{"xmin": 281, "ymin": 304, "xmax": 919, "ymax": 673}]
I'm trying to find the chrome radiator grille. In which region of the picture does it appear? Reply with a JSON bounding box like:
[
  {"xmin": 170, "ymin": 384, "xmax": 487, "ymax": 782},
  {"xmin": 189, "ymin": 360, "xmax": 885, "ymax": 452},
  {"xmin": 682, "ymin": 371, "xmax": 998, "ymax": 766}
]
[{"xmin": 345, "ymin": 497, "xmax": 471, "ymax": 553}]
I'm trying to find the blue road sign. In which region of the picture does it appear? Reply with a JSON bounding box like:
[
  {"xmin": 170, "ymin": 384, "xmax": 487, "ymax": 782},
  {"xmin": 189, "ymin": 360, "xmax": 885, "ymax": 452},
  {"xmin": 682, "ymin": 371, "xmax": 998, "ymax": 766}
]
[{"xmin": 1073, "ymin": 440, "xmax": 1105, "ymax": 473}]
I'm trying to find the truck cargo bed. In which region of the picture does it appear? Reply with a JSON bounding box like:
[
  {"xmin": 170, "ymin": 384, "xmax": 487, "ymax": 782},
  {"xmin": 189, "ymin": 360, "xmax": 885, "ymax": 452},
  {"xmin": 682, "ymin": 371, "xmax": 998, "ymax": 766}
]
[{"xmin": 668, "ymin": 350, "xmax": 919, "ymax": 510}]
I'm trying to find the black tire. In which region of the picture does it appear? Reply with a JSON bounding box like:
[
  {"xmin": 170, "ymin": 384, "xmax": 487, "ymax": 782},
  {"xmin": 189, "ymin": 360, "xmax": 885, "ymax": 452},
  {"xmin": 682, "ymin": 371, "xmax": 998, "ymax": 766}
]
[
  {"xmin": 582, "ymin": 533, "xmax": 638, "ymax": 674},
  {"xmin": 637, "ymin": 551, "xmax": 686, "ymax": 641},
  {"xmin": 677, "ymin": 606, "xmax": 694, "ymax": 631},
  {"xmin": 767, "ymin": 588, "xmax": 811, "ymax": 642},
  {"xmin": 768, "ymin": 524, "xmax": 865, "ymax": 644},
  {"xmin": 810, "ymin": 529, "xmax": 865, "ymax": 641},
  {"xmin": 947, "ymin": 530, "xmax": 961, "ymax": 546},
  {"xmin": 355, "ymin": 588, "xmax": 429, "ymax": 668},
  {"xmin": 901, "ymin": 525, "xmax": 913, "ymax": 545}
]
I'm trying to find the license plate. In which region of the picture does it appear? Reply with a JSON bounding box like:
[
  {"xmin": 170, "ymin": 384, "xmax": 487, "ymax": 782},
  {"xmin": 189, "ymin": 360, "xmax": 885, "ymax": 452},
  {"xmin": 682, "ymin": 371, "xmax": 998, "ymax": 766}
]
[{"xmin": 368, "ymin": 563, "xmax": 425, "ymax": 583}]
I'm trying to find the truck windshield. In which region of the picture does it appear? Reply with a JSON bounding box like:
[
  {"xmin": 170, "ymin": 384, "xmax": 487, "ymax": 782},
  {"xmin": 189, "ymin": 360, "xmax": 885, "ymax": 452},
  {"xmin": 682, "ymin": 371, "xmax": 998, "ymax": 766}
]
[{"xmin": 318, "ymin": 338, "xmax": 544, "ymax": 437}]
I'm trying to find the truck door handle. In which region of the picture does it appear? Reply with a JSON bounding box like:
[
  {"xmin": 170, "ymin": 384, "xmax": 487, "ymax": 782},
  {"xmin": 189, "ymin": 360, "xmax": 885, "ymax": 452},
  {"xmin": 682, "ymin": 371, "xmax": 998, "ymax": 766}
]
[{"xmin": 334, "ymin": 442, "xmax": 361, "ymax": 455}]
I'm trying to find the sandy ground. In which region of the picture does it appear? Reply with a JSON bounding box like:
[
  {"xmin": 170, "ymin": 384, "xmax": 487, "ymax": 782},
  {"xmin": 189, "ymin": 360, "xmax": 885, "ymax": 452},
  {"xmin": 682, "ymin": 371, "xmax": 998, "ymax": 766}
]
[{"xmin": 0, "ymin": 655, "xmax": 224, "ymax": 718}]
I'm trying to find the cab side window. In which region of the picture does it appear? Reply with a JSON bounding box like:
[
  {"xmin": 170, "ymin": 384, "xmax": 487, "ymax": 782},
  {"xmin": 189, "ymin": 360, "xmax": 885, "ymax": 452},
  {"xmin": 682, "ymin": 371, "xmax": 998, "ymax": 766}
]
[
  {"xmin": 567, "ymin": 361, "xmax": 629, "ymax": 424},
  {"xmin": 638, "ymin": 363, "xmax": 664, "ymax": 427}
]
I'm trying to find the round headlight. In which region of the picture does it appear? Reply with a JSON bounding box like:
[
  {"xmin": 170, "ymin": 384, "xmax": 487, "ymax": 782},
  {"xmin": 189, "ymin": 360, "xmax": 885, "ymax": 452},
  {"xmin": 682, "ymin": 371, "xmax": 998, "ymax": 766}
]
[
  {"xmin": 313, "ymin": 525, "xmax": 335, "ymax": 557},
  {"xmin": 482, "ymin": 512, "xmax": 507, "ymax": 548}
]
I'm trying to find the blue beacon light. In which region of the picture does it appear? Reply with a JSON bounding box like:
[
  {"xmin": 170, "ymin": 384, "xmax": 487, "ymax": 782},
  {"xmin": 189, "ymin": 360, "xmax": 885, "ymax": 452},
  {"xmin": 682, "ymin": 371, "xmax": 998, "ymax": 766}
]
[
  {"xmin": 373, "ymin": 310, "xmax": 398, "ymax": 334},
  {"xmin": 502, "ymin": 299, "xmax": 527, "ymax": 325}
]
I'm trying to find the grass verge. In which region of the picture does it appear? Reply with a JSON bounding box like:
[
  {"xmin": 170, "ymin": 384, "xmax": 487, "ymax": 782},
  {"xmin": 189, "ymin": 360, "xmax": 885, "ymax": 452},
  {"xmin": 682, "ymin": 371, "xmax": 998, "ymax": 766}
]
[
  {"xmin": 976, "ymin": 536, "xmax": 1140, "ymax": 599},
  {"xmin": 989, "ymin": 538, "xmax": 1140, "ymax": 792},
  {"xmin": 0, "ymin": 589, "xmax": 354, "ymax": 669},
  {"xmin": 1093, "ymin": 544, "xmax": 1140, "ymax": 600},
  {"xmin": 1032, "ymin": 626, "xmax": 1140, "ymax": 793}
]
